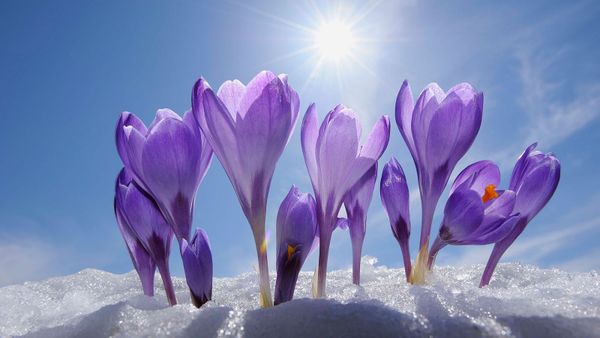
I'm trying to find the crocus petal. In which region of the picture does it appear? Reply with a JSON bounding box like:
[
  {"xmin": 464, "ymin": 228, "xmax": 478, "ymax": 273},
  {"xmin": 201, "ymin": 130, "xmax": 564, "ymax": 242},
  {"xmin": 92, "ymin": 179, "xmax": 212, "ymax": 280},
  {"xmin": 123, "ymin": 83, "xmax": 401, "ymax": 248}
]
[
  {"xmin": 140, "ymin": 118, "xmax": 202, "ymax": 240},
  {"xmin": 343, "ymin": 163, "xmax": 378, "ymax": 285},
  {"xmin": 196, "ymin": 84, "xmax": 241, "ymax": 189},
  {"xmin": 217, "ymin": 79, "xmax": 246, "ymax": 116},
  {"xmin": 395, "ymin": 80, "xmax": 416, "ymax": 158},
  {"xmin": 512, "ymin": 156, "xmax": 561, "ymax": 221},
  {"xmin": 235, "ymin": 74, "xmax": 294, "ymax": 199},
  {"xmin": 450, "ymin": 160, "xmax": 501, "ymax": 195},
  {"xmin": 350, "ymin": 115, "xmax": 391, "ymax": 186},
  {"xmin": 114, "ymin": 173, "xmax": 156, "ymax": 297},
  {"xmin": 335, "ymin": 217, "xmax": 349, "ymax": 230},
  {"xmin": 468, "ymin": 213, "xmax": 520, "ymax": 245},
  {"xmin": 181, "ymin": 228, "xmax": 213, "ymax": 308},
  {"xmin": 301, "ymin": 103, "xmax": 319, "ymax": 192},
  {"xmin": 148, "ymin": 108, "xmax": 182, "ymax": 130},
  {"xmin": 484, "ymin": 190, "xmax": 516, "ymax": 217},
  {"xmin": 380, "ymin": 157, "xmax": 411, "ymax": 243},
  {"xmin": 441, "ymin": 188, "xmax": 485, "ymax": 242},
  {"xmin": 116, "ymin": 109, "xmax": 212, "ymax": 243},
  {"xmin": 116, "ymin": 112, "xmax": 147, "ymax": 169},
  {"xmin": 508, "ymin": 143, "xmax": 538, "ymax": 191},
  {"xmin": 316, "ymin": 107, "xmax": 361, "ymax": 207},
  {"xmin": 275, "ymin": 186, "xmax": 317, "ymax": 304},
  {"xmin": 115, "ymin": 168, "xmax": 177, "ymax": 305}
]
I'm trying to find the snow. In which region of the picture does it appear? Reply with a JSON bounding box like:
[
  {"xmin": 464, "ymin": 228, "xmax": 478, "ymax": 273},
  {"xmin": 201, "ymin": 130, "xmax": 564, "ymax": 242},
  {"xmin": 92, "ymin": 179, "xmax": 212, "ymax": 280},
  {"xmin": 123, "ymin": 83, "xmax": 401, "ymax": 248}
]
[{"xmin": 1, "ymin": 257, "xmax": 599, "ymax": 337}]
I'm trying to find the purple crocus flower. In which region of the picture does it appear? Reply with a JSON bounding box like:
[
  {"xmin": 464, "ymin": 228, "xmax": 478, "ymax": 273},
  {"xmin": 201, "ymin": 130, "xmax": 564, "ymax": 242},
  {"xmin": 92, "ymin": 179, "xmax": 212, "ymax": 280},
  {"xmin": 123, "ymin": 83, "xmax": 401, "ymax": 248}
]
[
  {"xmin": 343, "ymin": 164, "xmax": 378, "ymax": 285},
  {"xmin": 192, "ymin": 71, "xmax": 299, "ymax": 307},
  {"xmin": 181, "ymin": 228, "xmax": 213, "ymax": 308},
  {"xmin": 301, "ymin": 103, "xmax": 390, "ymax": 297},
  {"xmin": 114, "ymin": 172, "xmax": 156, "ymax": 296},
  {"xmin": 115, "ymin": 168, "xmax": 177, "ymax": 305},
  {"xmin": 380, "ymin": 157, "xmax": 412, "ymax": 282},
  {"xmin": 116, "ymin": 109, "xmax": 213, "ymax": 243},
  {"xmin": 427, "ymin": 161, "xmax": 520, "ymax": 268},
  {"xmin": 480, "ymin": 144, "xmax": 560, "ymax": 287},
  {"xmin": 395, "ymin": 80, "xmax": 483, "ymax": 283},
  {"xmin": 274, "ymin": 186, "xmax": 317, "ymax": 305}
]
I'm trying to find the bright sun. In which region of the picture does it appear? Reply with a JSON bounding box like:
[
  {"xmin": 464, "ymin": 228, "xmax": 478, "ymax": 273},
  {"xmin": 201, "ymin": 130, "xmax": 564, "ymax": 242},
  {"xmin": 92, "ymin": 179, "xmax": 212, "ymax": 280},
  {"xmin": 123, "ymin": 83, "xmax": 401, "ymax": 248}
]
[{"xmin": 314, "ymin": 21, "xmax": 356, "ymax": 62}]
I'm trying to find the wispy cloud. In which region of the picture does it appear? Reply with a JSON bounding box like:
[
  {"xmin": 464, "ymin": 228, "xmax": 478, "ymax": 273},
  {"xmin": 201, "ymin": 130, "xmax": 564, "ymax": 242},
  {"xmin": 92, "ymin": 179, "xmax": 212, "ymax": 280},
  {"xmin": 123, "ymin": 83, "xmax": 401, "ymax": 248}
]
[
  {"xmin": 559, "ymin": 248, "xmax": 600, "ymax": 272},
  {"xmin": 516, "ymin": 45, "xmax": 600, "ymax": 149},
  {"xmin": 0, "ymin": 236, "xmax": 66, "ymax": 286}
]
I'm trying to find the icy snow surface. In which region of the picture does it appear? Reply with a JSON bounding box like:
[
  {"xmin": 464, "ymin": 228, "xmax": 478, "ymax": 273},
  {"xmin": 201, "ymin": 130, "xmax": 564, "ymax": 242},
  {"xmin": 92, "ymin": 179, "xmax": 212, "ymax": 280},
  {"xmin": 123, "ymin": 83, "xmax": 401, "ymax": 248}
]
[{"xmin": 1, "ymin": 257, "xmax": 599, "ymax": 338}]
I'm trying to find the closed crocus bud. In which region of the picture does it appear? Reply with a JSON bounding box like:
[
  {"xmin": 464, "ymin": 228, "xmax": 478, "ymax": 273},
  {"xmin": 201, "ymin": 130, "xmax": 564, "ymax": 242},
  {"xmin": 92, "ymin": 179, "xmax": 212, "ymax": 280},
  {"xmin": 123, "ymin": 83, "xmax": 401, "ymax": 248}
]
[
  {"xmin": 115, "ymin": 168, "xmax": 177, "ymax": 306},
  {"xmin": 181, "ymin": 229, "xmax": 213, "ymax": 308},
  {"xmin": 380, "ymin": 157, "xmax": 411, "ymax": 282},
  {"xmin": 193, "ymin": 71, "xmax": 299, "ymax": 307},
  {"xmin": 302, "ymin": 103, "xmax": 390, "ymax": 297},
  {"xmin": 396, "ymin": 80, "xmax": 483, "ymax": 284},
  {"xmin": 481, "ymin": 144, "xmax": 560, "ymax": 287},
  {"xmin": 274, "ymin": 186, "xmax": 317, "ymax": 305},
  {"xmin": 116, "ymin": 109, "xmax": 213, "ymax": 243},
  {"xmin": 114, "ymin": 171, "xmax": 156, "ymax": 296},
  {"xmin": 428, "ymin": 161, "xmax": 520, "ymax": 269},
  {"xmin": 343, "ymin": 164, "xmax": 378, "ymax": 285}
]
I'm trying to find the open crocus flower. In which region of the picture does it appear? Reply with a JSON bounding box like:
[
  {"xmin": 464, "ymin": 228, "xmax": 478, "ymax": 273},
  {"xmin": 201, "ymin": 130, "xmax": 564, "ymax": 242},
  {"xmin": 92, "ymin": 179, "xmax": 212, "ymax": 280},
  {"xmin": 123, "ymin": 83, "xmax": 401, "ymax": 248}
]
[
  {"xmin": 192, "ymin": 71, "xmax": 299, "ymax": 307},
  {"xmin": 380, "ymin": 157, "xmax": 412, "ymax": 282},
  {"xmin": 116, "ymin": 109, "xmax": 213, "ymax": 243},
  {"xmin": 480, "ymin": 144, "xmax": 560, "ymax": 287},
  {"xmin": 181, "ymin": 228, "xmax": 213, "ymax": 308},
  {"xmin": 115, "ymin": 168, "xmax": 177, "ymax": 305},
  {"xmin": 301, "ymin": 103, "xmax": 390, "ymax": 297},
  {"xmin": 114, "ymin": 174, "xmax": 156, "ymax": 296},
  {"xmin": 395, "ymin": 80, "xmax": 483, "ymax": 283},
  {"xmin": 427, "ymin": 161, "xmax": 520, "ymax": 269},
  {"xmin": 343, "ymin": 164, "xmax": 378, "ymax": 285},
  {"xmin": 274, "ymin": 186, "xmax": 317, "ymax": 305}
]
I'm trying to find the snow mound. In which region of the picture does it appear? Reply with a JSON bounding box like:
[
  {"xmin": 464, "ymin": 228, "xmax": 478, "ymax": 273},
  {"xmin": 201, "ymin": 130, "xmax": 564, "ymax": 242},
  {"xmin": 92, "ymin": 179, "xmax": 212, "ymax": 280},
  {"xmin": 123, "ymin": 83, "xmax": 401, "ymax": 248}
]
[{"xmin": 1, "ymin": 257, "xmax": 599, "ymax": 337}]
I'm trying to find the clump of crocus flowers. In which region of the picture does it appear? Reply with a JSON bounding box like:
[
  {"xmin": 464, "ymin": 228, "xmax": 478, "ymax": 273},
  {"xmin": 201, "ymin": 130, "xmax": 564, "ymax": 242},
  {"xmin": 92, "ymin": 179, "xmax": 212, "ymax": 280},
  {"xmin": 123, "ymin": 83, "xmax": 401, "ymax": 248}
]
[{"xmin": 113, "ymin": 70, "xmax": 560, "ymax": 308}]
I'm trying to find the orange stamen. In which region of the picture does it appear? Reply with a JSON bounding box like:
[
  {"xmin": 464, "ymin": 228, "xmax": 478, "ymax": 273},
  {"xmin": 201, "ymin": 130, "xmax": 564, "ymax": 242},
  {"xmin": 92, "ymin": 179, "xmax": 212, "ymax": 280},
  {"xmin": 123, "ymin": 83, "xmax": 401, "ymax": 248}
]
[
  {"xmin": 287, "ymin": 244, "xmax": 296, "ymax": 261},
  {"xmin": 482, "ymin": 184, "xmax": 499, "ymax": 203}
]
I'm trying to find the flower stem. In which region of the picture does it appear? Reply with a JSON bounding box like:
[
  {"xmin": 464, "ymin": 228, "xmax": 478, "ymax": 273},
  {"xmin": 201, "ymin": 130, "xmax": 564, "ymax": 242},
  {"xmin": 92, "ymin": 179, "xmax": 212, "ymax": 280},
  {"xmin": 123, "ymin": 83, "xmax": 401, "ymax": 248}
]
[
  {"xmin": 315, "ymin": 233, "xmax": 331, "ymax": 298},
  {"xmin": 427, "ymin": 237, "xmax": 446, "ymax": 270},
  {"xmin": 351, "ymin": 239, "xmax": 362, "ymax": 285},
  {"xmin": 410, "ymin": 244, "xmax": 428, "ymax": 285},
  {"xmin": 252, "ymin": 224, "xmax": 273, "ymax": 308},
  {"xmin": 480, "ymin": 244, "xmax": 507, "ymax": 287},
  {"xmin": 350, "ymin": 225, "xmax": 364, "ymax": 285},
  {"xmin": 156, "ymin": 260, "xmax": 177, "ymax": 306},
  {"xmin": 399, "ymin": 240, "xmax": 412, "ymax": 283}
]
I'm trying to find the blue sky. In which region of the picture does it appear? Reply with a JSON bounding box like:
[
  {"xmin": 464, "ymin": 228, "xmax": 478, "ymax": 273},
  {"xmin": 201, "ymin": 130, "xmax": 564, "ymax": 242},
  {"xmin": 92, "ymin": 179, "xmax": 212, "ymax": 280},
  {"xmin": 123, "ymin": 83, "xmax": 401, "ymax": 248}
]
[{"xmin": 1, "ymin": 0, "xmax": 599, "ymax": 286}]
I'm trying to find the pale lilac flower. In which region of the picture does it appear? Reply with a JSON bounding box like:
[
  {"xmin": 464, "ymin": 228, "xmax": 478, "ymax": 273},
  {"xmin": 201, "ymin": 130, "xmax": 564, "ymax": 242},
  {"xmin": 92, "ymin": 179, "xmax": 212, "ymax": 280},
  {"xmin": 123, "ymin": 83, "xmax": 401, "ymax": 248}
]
[
  {"xmin": 114, "ymin": 171, "xmax": 156, "ymax": 296},
  {"xmin": 274, "ymin": 186, "xmax": 317, "ymax": 304},
  {"xmin": 380, "ymin": 157, "xmax": 412, "ymax": 282},
  {"xmin": 181, "ymin": 229, "xmax": 213, "ymax": 307},
  {"xmin": 395, "ymin": 80, "xmax": 483, "ymax": 283},
  {"xmin": 427, "ymin": 161, "xmax": 520, "ymax": 268},
  {"xmin": 115, "ymin": 168, "xmax": 177, "ymax": 305},
  {"xmin": 480, "ymin": 144, "xmax": 560, "ymax": 286},
  {"xmin": 192, "ymin": 71, "xmax": 299, "ymax": 307},
  {"xmin": 301, "ymin": 103, "xmax": 390, "ymax": 297},
  {"xmin": 116, "ymin": 109, "xmax": 212, "ymax": 242}
]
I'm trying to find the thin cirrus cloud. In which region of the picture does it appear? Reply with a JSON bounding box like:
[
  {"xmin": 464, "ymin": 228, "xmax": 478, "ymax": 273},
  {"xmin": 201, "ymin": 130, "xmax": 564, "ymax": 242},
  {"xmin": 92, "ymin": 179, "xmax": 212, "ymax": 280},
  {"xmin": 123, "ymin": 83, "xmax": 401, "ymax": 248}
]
[{"xmin": 0, "ymin": 236, "xmax": 64, "ymax": 287}]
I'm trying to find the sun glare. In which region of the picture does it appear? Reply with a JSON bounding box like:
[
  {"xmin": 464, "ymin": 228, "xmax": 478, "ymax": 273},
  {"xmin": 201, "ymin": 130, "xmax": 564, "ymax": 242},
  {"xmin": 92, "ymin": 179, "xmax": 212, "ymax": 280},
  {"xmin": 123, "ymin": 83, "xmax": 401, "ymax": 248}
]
[{"xmin": 314, "ymin": 21, "xmax": 356, "ymax": 62}]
